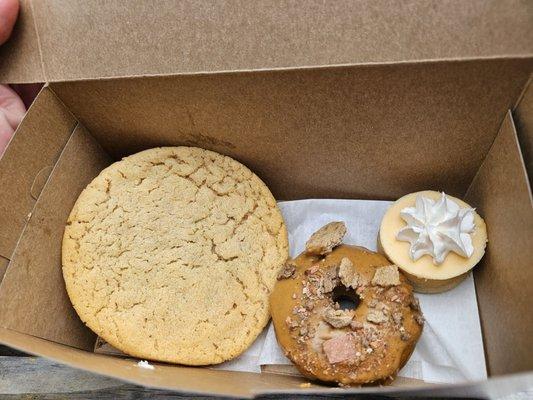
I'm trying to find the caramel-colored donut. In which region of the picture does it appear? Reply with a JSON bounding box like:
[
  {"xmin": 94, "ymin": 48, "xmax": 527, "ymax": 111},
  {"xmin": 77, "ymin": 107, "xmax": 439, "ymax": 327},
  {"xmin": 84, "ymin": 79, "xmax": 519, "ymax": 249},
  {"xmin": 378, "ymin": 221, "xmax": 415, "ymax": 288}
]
[{"xmin": 271, "ymin": 244, "xmax": 424, "ymax": 386}]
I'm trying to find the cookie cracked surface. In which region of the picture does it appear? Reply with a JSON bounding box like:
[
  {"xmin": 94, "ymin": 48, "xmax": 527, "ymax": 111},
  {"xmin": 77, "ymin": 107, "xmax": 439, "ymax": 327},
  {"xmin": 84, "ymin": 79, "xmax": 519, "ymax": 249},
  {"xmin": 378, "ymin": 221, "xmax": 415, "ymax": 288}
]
[{"xmin": 62, "ymin": 147, "xmax": 288, "ymax": 365}]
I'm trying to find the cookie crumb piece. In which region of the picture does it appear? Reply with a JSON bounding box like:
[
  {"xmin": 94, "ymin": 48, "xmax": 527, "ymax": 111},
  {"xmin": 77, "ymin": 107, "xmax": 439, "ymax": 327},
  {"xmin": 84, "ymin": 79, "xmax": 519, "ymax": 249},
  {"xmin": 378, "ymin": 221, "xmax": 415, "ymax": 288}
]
[
  {"xmin": 366, "ymin": 309, "xmax": 388, "ymax": 324},
  {"xmin": 323, "ymin": 333, "xmax": 358, "ymax": 364},
  {"xmin": 338, "ymin": 257, "xmax": 362, "ymax": 289},
  {"xmin": 399, "ymin": 326, "xmax": 411, "ymax": 341},
  {"xmin": 286, "ymin": 316, "xmax": 299, "ymax": 330},
  {"xmin": 324, "ymin": 308, "xmax": 354, "ymax": 328},
  {"xmin": 350, "ymin": 321, "xmax": 363, "ymax": 330},
  {"xmin": 305, "ymin": 222, "xmax": 347, "ymax": 255},
  {"xmin": 305, "ymin": 264, "xmax": 320, "ymax": 275},
  {"xmin": 371, "ymin": 265, "xmax": 400, "ymax": 286},
  {"xmin": 299, "ymin": 326, "xmax": 308, "ymax": 337},
  {"xmin": 278, "ymin": 261, "xmax": 296, "ymax": 280},
  {"xmin": 392, "ymin": 311, "xmax": 403, "ymax": 325},
  {"xmin": 414, "ymin": 313, "xmax": 425, "ymax": 326},
  {"xmin": 321, "ymin": 266, "xmax": 339, "ymax": 293},
  {"xmin": 137, "ymin": 360, "xmax": 155, "ymax": 370},
  {"xmin": 299, "ymin": 382, "xmax": 312, "ymax": 388}
]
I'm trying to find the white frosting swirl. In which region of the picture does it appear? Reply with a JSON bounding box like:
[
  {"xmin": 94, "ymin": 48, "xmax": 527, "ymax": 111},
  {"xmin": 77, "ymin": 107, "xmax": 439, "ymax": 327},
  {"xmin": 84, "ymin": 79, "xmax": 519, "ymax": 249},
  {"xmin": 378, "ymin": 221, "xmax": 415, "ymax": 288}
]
[{"xmin": 396, "ymin": 193, "xmax": 475, "ymax": 265}]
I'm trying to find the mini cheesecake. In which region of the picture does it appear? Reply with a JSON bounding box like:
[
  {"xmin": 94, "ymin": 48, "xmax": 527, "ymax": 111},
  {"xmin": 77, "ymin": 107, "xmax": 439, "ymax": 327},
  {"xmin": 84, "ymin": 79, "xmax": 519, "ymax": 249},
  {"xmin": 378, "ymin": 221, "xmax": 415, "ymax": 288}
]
[{"xmin": 379, "ymin": 191, "xmax": 487, "ymax": 293}]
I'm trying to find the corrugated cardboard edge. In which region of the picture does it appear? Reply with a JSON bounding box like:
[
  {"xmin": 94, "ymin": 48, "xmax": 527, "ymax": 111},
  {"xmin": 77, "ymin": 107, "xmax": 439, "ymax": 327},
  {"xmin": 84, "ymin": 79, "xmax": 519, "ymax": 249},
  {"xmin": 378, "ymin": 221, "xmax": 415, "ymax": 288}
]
[
  {"xmin": 1, "ymin": 0, "xmax": 533, "ymax": 83},
  {"xmin": 465, "ymin": 111, "xmax": 533, "ymax": 376}
]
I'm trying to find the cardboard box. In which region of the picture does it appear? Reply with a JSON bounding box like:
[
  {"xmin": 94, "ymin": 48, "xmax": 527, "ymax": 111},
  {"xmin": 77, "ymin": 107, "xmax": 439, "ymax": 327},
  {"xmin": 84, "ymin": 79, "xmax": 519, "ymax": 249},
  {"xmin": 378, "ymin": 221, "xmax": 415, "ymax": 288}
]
[{"xmin": 0, "ymin": 0, "xmax": 532, "ymax": 397}]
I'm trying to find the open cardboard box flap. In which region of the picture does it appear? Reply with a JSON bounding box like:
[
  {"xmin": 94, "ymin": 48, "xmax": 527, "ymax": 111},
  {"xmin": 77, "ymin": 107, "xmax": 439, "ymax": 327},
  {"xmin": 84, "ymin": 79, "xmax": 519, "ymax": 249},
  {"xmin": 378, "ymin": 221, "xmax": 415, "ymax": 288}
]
[
  {"xmin": 1, "ymin": 0, "xmax": 533, "ymax": 83},
  {"xmin": 0, "ymin": 1, "xmax": 532, "ymax": 398}
]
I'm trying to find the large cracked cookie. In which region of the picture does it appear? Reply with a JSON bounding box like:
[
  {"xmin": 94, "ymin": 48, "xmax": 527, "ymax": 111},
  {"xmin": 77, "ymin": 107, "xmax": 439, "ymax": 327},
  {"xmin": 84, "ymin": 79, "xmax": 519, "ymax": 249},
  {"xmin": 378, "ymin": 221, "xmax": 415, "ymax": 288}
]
[{"xmin": 62, "ymin": 147, "xmax": 288, "ymax": 365}]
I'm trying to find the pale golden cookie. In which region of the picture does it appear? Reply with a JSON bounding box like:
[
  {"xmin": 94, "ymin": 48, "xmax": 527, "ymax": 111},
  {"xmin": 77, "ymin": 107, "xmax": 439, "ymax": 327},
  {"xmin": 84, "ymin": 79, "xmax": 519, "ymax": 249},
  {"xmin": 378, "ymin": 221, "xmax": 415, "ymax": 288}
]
[{"xmin": 62, "ymin": 147, "xmax": 288, "ymax": 365}]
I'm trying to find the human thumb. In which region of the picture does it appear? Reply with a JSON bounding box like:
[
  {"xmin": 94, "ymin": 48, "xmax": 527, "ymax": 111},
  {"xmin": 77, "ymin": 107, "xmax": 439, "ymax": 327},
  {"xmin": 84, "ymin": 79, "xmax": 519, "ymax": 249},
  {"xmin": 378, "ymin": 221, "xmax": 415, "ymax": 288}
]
[
  {"xmin": 0, "ymin": 0, "xmax": 19, "ymax": 45},
  {"xmin": 0, "ymin": 84, "xmax": 25, "ymax": 157}
]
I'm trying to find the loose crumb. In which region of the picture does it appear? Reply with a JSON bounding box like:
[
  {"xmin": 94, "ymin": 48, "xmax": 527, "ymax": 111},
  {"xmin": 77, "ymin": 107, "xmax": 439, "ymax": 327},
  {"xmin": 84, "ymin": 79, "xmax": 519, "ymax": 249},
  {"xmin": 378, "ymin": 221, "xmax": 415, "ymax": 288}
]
[{"xmin": 137, "ymin": 360, "xmax": 155, "ymax": 370}]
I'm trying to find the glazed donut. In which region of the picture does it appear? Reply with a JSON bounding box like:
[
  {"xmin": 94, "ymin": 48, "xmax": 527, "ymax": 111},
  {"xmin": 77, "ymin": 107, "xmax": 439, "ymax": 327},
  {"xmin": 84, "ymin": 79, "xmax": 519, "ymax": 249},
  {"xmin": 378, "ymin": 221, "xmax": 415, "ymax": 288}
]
[{"xmin": 271, "ymin": 222, "xmax": 424, "ymax": 386}]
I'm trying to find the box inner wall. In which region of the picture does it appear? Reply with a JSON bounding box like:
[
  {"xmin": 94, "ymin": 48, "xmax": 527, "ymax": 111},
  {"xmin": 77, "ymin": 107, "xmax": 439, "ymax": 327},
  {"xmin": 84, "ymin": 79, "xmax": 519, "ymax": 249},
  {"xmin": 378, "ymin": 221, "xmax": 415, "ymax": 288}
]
[{"xmin": 50, "ymin": 58, "xmax": 533, "ymax": 200}]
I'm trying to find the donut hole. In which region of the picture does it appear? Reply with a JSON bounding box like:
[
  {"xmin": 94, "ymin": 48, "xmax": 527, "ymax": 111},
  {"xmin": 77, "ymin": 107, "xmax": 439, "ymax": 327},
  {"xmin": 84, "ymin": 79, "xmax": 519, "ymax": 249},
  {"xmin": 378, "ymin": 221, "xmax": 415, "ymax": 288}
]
[{"xmin": 332, "ymin": 286, "xmax": 360, "ymax": 311}]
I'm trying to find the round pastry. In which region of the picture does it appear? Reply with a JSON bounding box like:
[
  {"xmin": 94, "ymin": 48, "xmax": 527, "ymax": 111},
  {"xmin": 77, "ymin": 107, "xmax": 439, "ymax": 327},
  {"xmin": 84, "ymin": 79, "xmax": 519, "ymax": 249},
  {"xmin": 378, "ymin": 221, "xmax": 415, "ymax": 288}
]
[
  {"xmin": 271, "ymin": 222, "xmax": 424, "ymax": 386},
  {"xmin": 379, "ymin": 191, "xmax": 487, "ymax": 293},
  {"xmin": 62, "ymin": 146, "xmax": 288, "ymax": 365}
]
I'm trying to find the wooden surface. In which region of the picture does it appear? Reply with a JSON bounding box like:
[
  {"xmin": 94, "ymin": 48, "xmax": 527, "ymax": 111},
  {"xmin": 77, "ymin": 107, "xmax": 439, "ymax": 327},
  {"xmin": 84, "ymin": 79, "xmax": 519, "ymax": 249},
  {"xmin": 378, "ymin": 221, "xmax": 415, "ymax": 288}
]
[{"xmin": 1, "ymin": 348, "xmax": 532, "ymax": 399}]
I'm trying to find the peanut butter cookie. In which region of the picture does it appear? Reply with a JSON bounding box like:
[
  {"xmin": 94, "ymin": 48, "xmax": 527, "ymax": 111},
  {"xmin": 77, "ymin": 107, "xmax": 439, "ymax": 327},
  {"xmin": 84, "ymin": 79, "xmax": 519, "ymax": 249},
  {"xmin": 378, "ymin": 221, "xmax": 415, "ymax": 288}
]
[{"xmin": 62, "ymin": 147, "xmax": 288, "ymax": 365}]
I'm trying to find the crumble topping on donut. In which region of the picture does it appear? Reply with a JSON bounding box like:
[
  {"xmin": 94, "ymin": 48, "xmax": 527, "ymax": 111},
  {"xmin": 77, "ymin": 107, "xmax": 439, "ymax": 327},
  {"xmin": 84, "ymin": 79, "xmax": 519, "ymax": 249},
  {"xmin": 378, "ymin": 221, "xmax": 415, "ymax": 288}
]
[
  {"xmin": 278, "ymin": 260, "xmax": 297, "ymax": 280},
  {"xmin": 305, "ymin": 265, "xmax": 320, "ymax": 275},
  {"xmin": 321, "ymin": 266, "xmax": 340, "ymax": 293},
  {"xmin": 414, "ymin": 313, "xmax": 425, "ymax": 326},
  {"xmin": 324, "ymin": 308, "xmax": 354, "ymax": 328},
  {"xmin": 287, "ymin": 258, "xmax": 419, "ymax": 354},
  {"xmin": 302, "ymin": 263, "xmax": 342, "ymax": 299},
  {"xmin": 399, "ymin": 326, "xmax": 411, "ymax": 341},
  {"xmin": 338, "ymin": 257, "xmax": 363, "ymax": 289},
  {"xmin": 392, "ymin": 311, "xmax": 403, "ymax": 325},
  {"xmin": 304, "ymin": 299, "xmax": 314, "ymax": 310},
  {"xmin": 371, "ymin": 265, "xmax": 401, "ymax": 286},
  {"xmin": 367, "ymin": 309, "xmax": 389, "ymax": 324},
  {"xmin": 323, "ymin": 333, "xmax": 359, "ymax": 364},
  {"xmin": 270, "ymin": 222, "xmax": 424, "ymax": 386},
  {"xmin": 350, "ymin": 321, "xmax": 364, "ymax": 330},
  {"xmin": 305, "ymin": 222, "xmax": 347, "ymax": 255}
]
